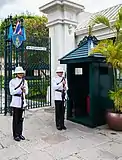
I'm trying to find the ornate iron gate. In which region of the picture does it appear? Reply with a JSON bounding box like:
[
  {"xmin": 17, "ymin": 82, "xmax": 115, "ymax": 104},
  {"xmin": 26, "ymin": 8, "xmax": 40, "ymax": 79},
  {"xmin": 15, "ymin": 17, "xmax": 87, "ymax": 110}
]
[
  {"xmin": 0, "ymin": 16, "xmax": 51, "ymax": 115},
  {"xmin": 0, "ymin": 32, "xmax": 5, "ymax": 114}
]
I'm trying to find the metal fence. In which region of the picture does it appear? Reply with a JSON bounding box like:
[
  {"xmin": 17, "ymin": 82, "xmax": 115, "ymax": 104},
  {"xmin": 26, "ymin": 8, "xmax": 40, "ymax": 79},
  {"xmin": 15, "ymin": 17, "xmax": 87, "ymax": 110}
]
[{"xmin": 0, "ymin": 16, "xmax": 51, "ymax": 115}]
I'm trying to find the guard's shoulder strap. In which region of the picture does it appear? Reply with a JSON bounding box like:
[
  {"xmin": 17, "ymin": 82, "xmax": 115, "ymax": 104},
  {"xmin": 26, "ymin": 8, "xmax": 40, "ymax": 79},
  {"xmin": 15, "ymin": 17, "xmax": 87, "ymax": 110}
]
[
  {"xmin": 57, "ymin": 77, "xmax": 64, "ymax": 85},
  {"xmin": 14, "ymin": 79, "xmax": 23, "ymax": 90}
]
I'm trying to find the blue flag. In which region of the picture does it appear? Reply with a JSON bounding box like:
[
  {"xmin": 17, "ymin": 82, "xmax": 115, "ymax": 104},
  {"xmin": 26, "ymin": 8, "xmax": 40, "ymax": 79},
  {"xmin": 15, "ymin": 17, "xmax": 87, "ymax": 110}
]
[
  {"xmin": 14, "ymin": 21, "xmax": 22, "ymax": 35},
  {"xmin": 8, "ymin": 24, "xmax": 13, "ymax": 39},
  {"xmin": 21, "ymin": 26, "xmax": 26, "ymax": 41}
]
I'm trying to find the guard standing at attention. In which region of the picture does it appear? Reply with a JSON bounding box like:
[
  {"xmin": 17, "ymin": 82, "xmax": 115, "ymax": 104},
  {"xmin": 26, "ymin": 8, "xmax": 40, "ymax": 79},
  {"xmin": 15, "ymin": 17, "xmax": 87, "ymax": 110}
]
[
  {"xmin": 9, "ymin": 66, "xmax": 28, "ymax": 141},
  {"xmin": 53, "ymin": 66, "xmax": 68, "ymax": 130}
]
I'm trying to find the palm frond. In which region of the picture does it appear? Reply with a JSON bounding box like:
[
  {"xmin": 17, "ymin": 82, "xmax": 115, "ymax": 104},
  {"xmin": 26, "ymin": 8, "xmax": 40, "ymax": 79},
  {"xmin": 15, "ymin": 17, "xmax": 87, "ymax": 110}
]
[
  {"xmin": 116, "ymin": 42, "xmax": 122, "ymax": 51},
  {"xmin": 109, "ymin": 89, "xmax": 122, "ymax": 112},
  {"xmin": 88, "ymin": 7, "xmax": 122, "ymax": 112},
  {"xmin": 90, "ymin": 15, "xmax": 111, "ymax": 28},
  {"xmin": 118, "ymin": 7, "xmax": 122, "ymax": 23},
  {"xmin": 90, "ymin": 40, "xmax": 122, "ymax": 69},
  {"xmin": 118, "ymin": 30, "xmax": 122, "ymax": 42},
  {"xmin": 113, "ymin": 21, "xmax": 121, "ymax": 32},
  {"xmin": 90, "ymin": 40, "xmax": 113, "ymax": 56}
]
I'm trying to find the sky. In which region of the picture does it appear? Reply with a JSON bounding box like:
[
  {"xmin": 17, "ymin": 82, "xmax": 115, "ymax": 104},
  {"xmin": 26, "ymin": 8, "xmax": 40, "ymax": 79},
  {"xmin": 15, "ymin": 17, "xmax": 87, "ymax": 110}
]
[{"xmin": 0, "ymin": 0, "xmax": 121, "ymax": 19}]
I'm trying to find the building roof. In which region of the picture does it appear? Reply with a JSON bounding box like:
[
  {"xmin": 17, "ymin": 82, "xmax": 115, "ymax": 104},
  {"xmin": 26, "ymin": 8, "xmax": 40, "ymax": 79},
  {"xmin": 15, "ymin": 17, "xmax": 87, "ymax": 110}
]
[
  {"xmin": 76, "ymin": 4, "xmax": 122, "ymax": 31},
  {"xmin": 39, "ymin": 0, "xmax": 84, "ymax": 14},
  {"xmin": 59, "ymin": 36, "xmax": 104, "ymax": 64}
]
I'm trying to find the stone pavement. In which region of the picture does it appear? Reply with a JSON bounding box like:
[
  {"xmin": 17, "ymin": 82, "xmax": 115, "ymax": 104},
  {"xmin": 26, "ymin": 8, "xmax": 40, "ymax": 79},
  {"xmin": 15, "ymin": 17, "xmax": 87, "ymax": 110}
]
[{"xmin": 0, "ymin": 107, "xmax": 122, "ymax": 160}]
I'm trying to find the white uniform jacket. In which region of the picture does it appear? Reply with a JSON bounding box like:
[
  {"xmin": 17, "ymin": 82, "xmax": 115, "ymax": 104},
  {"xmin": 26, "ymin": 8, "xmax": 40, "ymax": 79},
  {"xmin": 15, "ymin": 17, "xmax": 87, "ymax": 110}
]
[
  {"xmin": 9, "ymin": 77, "xmax": 28, "ymax": 108},
  {"xmin": 52, "ymin": 76, "xmax": 68, "ymax": 101}
]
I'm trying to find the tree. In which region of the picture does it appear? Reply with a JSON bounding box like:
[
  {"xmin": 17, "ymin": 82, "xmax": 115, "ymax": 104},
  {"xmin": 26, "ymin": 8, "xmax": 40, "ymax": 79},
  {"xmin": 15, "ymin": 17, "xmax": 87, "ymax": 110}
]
[
  {"xmin": 0, "ymin": 13, "xmax": 49, "ymax": 57},
  {"xmin": 89, "ymin": 7, "xmax": 122, "ymax": 112},
  {"xmin": 0, "ymin": 13, "xmax": 49, "ymax": 37},
  {"xmin": 0, "ymin": 13, "xmax": 50, "ymax": 76},
  {"xmin": 19, "ymin": 14, "xmax": 50, "ymax": 77},
  {"xmin": 20, "ymin": 14, "xmax": 49, "ymax": 38}
]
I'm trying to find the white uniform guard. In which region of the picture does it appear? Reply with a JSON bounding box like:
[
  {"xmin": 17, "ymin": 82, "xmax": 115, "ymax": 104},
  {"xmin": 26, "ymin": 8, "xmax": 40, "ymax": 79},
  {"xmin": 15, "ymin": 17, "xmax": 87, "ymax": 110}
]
[{"xmin": 9, "ymin": 66, "xmax": 28, "ymax": 142}]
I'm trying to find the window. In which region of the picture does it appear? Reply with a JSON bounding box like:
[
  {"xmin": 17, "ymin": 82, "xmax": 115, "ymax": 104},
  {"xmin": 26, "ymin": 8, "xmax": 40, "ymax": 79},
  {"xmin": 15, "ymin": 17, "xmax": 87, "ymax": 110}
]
[{"xmin": 75, "ymin": 68, "xmax": 83, "ymax": 75}]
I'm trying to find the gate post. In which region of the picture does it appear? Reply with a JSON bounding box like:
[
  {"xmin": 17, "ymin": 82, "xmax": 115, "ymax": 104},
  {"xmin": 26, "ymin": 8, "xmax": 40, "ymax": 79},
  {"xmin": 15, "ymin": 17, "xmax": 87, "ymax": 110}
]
[{"xmin": 4, "ymin": 16, "xmax": 13, "ymax": 115}]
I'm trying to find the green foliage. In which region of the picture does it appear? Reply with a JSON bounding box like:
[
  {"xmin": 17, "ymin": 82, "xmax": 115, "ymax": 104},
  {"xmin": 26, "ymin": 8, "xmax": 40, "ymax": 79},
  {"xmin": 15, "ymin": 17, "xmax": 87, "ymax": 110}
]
[
  {"xmin": 109, "ymin": 89, "xmax": 122, "ymax": 112},
  {"xmin": 27, "ymin": 78, "xmax": 49, "ymax": 101},
  {"xmin": 0, "ymin": 33, "xmax": 4, "ymax": 57},
  {"xmin": 0, "ymin": 13, "xmax": 49, "ymax": 38},
  {"xmin": 90, "ymin": 15, "xmax": 111, "ymax": 29},
  {"xmin": 0, "ymin": 13, "xmax": 49, "ymax": 57},
  {"xmin": 0, "ymin": 75, "xmax": 4, "ymax": 88},
  {"xmin": 24, "ymin": 16, "xmax": 48, "ymax": 39},
  {"xmin": 0, "ymin": 75, "xmax": 49, "ymax": 102},
  {"xmin": 14, "ymin": 14, "xmax": 49, "ymax": 39},
  {"xmin": 90, "ymin": 40, "xmax": 122, "ymax": 69},
  {"xmin": 89, "ymin": 7, "xmax": 122, "ymax": 113}
]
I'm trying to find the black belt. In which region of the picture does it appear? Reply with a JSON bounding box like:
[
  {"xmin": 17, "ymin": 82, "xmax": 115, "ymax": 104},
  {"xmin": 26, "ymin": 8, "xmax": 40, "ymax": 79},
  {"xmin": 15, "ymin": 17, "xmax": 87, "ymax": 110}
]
[
  {"xmin": 55, "ymin": 89, "xmax": 62, "ymax": 93},
  {"xmin": 14, "ymin": 94, "xmax": 21, "ymax": 97}
]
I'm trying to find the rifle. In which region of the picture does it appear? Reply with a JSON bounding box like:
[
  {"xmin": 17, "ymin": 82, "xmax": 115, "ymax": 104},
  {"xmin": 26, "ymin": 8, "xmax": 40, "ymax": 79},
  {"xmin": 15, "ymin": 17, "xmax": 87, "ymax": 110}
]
[
  {"xmin": 21, "ymin": 78, "xmax": 25, "ymax": 119},
  {"xmin": 63, "ymin": 72, "xmax": 67, "ymax": 101},
  {"xmin": 21, "ymin": 78, "xmax": 25, "ymax": 109},
  {"xmin": 62, "ymin": 77, "xmax": 66, "ymax": 101}
]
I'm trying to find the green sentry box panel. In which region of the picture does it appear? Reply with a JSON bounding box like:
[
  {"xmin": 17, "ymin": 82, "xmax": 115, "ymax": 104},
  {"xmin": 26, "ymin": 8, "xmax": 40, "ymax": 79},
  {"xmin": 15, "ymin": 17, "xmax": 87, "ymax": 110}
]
[{"xmin": 60, "ymin": 36, "xmax": 113, "ymax": 128}]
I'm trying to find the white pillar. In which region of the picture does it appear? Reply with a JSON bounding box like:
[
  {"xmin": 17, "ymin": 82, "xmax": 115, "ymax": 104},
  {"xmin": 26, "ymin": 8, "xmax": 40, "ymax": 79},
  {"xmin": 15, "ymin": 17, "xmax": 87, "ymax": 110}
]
[
  {"xmin": 49, "ymin": 24, "xmax": 64, "ymax": 105},
  {"xmin": 39, "ymin": 0, "xmax": 84, "ymax": 106}
]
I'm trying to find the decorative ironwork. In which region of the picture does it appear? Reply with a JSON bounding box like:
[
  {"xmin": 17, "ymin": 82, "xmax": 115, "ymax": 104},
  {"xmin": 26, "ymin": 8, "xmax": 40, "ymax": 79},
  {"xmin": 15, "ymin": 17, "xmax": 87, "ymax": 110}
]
[
  {"xmin": 0, "ymin": 16, "xmax": 51, "ymax": 115},
  {"xmin": 78, "ymin": 36, "xmax": 98, "ymax": 47}
]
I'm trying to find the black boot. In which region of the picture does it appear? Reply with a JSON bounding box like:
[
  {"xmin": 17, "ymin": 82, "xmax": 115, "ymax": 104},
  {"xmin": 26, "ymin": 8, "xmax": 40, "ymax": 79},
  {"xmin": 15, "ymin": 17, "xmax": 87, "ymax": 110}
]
[
  {"xmin": 62, "ymin": 126, "xmax": 67, "ymax": 130},
  {"xmin": 56, "ymin": 126, "xmax": 62, "ymax": 130},
  {"xmin": 14, "ymin": 136, "xmax": 21, "ymax": 141},
  {"xmin": 19, "ymin": 135, "xmax": 25, "ymax": 140}
]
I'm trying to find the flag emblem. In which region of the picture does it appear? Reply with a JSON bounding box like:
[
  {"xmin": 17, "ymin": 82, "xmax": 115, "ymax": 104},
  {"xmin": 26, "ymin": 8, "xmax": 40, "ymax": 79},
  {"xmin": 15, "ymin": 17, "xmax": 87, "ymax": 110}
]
[
  {"xmin": 8, "ymin": 21, "xmax": 26, "ymax": 48},
  {"xmin": 12, "ymin": 34, "xmax": 23, "ymax": 48}
]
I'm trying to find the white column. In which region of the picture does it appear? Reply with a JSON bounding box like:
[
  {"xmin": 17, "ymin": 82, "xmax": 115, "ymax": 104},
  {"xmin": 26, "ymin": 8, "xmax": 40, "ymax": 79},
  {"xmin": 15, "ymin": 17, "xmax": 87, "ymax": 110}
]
[
  {"xmin": 49, "ymin": 24, "xmax": 64, "ymax": 106},
  {"xmin": 39, "ymin": 0, "xmax": 84, "ymax": 106}
]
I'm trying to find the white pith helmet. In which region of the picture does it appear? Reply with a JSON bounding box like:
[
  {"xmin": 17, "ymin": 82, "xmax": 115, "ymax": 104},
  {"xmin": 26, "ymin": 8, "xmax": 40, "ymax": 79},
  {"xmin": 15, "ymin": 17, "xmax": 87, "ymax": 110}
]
[
  {"xmin": 14, "ymin": 66, "xmax": 25, "ymax": 74},
  {"xmin": 56, "ymin": 66, "xmax": 64, "ymax": 73}
]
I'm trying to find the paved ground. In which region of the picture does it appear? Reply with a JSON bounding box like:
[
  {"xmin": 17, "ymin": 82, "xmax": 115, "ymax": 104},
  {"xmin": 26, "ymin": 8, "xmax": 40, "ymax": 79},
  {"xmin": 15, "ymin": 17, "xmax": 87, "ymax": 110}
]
[{"xmin": 0, "ymin": 107, "xmax": 122, "ymax": 160}]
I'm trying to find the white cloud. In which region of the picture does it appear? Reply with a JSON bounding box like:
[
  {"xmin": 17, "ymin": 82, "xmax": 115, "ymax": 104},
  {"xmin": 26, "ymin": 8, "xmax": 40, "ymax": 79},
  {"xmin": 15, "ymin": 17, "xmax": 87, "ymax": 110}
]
[
  {"xmin": 81, "ymin": 0, "xmax": 122, "ymax": 12},
  {"xmin": 0, "ymin": 0, "xmax": 18, "ymax": 7},
  {"xmin": 0, "ymin": 0, "xmax": 121, "ymax": 19}
]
